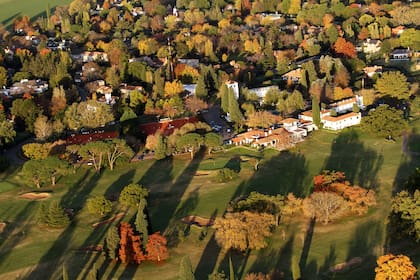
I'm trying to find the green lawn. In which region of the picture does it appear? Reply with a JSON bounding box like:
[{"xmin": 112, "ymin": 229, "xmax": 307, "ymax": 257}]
[
  {"xmin": 0, "ymin": 0, "xmax": 71, "ymax": 28},
  {"xmin": 0, "ymin": 122, "xmax": 418, "ymax": 279}
]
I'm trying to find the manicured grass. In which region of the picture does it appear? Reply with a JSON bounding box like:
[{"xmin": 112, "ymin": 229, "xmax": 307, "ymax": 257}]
[
  {"xmin": 0, "ymin": 122, "xmax": 418, "ymax": 279},
  {"xmin": 0, "ymin": 0, "xmax": 70, "ymax": 28}
]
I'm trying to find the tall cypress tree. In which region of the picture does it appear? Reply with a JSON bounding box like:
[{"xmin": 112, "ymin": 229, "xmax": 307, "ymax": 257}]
[
  {"xmin": 135, "ymin": 199, "xmax": 149, "ymax": 247},
  {"xmin": 179, "ymin": 256, "xmax": 195, "ymax": 280},
  {"xmin": 228, "ymin": 89, "xmax": 243, "ymax": 124},
  {"xmin": 312, "ymin": 96, "xmax": 321, "ymax": 128},
  {"xmin": 220, "ymin": 85, "xmax": 229, "ymax": 113},
  {"xmin": 105, "ymin": 226, "xmax": 120, "ymax": 260},
  {"xmin": 195, "ymin": 75, "xmax": 208, "ymax": 99}
]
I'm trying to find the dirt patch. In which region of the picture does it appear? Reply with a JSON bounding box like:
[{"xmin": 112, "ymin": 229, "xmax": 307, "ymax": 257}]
[
  {"xmin": 329, "ymin": 257, "xmax": 363, "ymax": 273},
  {"xmin": 0, "ymin": 222, "xmax": 6, "ymax": 233},
  {"xmin": 92, "ymin": 212, "xmax": 125, "ymax": 228},
  {"xmin": 181, "ymin": 215, "xmax": 214, "ymax": 227},
  {"xmin": 19, "ymin": 192, "xmax": 51, "ymax": 200}
]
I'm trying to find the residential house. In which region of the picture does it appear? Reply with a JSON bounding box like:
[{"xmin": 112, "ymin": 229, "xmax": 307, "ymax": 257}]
[
  {"xmin": 390, "ymin": 49, "xmax": 410, "ymax": 60},
  {"xmin": 139, "ymin": 117, "xmax": 198, "ymax": 137},
  {"xmin": 363, "ymin": 65, "xmax": 383, "ymax": 78},
  {"xmin": 329, "ymin": 95, "xmax": 364, "ymax": 114},
  {"xmin": 120, "ymin": 84, "xmax": 144, "ymax": 100},
  {"xmin": 391, "ymin": 26, "xmax": 405, "ymax": 37},
  {"xmin": 362, "ymin": 39, "xmax": 381, "ymax": 54},
  {"xmin": 281, "ymin": 68, "xmax": 302, "ymax": 84},
  {"xmin": 183, "ymin": 84, "xmax": 197, "ymax": 96},
  {"xmin": 322, "ymin": 112, "xmax": 362, "ymax": 131},
  {"xmin": 230, "ymin": 128, "xmax": 295, "ymax": 150},
  {"xmin": 281, "ymin": 118, "xmax": 307, "ymax": 141},
  {"xmin": 299, "ymin": 110, "xmax": 331, "ymax": 123},
  {"xmin": 72, "ymin": 52, "xmax": 109, "ymax": 63},
  {"xmin": 178, "ymin": 58, "xmax": 200, "ymax": 68}
]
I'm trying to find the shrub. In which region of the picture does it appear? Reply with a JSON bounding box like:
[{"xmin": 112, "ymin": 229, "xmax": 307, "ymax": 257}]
[
  {"xmin": 38, "ymin": 202, "xmax": 70, "ymax": 228},
  {"xmin": 119, "ymin": 183, "xmax": 148, "ymax": 207},
  {"xmin": 86, "ymin": 196, "xmax": 112, "ymax": 216},
  {"xmin": 217, "ymin": 168, "xmax": 237, "ymax": 182}
]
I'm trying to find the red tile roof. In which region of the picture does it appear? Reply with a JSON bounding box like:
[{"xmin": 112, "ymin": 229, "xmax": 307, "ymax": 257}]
[{"xmin": 139, "ymin": 117, "xmax": 198, "ymax": 136}]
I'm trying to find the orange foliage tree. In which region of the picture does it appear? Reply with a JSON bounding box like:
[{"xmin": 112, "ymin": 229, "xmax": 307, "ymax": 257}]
[
  {"xmin": 146, "ymin": 232, "xmax": 169, "ymax": 263},
  {"xmin": 119, "ymin": 222, "xmax": 145, "ymax": 264},
  {"xmin": 375, "ymin": 254, "xmax": 417, "ymax": 280},
  {"xmin": 333, "ymin": 38, "xmax": 356, "ymax": 58}
]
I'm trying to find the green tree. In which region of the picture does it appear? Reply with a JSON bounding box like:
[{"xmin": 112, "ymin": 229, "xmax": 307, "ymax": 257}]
[
  {"xmin": 0, "ymin": 119, "xmax": 16, "ymax": 147},
  {"xmin": 228, "ymin": 90, "xmax": 243, "ymax": 124},
  {"xmin": 79, "ymin": 141, "xmax": 109, "ymax": 172},
  {"xmin": 119, "ymin": 183, "xmax": 148, "ymax": 208},
  {"xmin": 179, "ymin": 256, "xmax": 195, "ymax": 280},
  {"xmin": 375, "ymin": 72, "xmax": 410, "ymax": 100},
  {"xmin": 195, "ymin": 75, "xmax": 208, "ymax": 99},
  {"xmin": 42, "ymin": 156, "xmax": 70, "ymax": 186},
  {"xmin": 0, "ymin": 66, "xmax": 8, "ymax": 87},
  {"xmin": 135, "ymin": 199, "xmax": 149, "ymax": 246},
  {"xmin": 104, "ymin": 139, "xmax": 134, "ymax": 170},
  {"xmin": 361, "ymin": 105, "xmax": 408, "ymax": 139},
  {"xmin": 311, "ymin": 96, "xmax": 321, "ymax": 128},
  {"xmin": 220, "ymin": 85, "xmax": 229, "ymax": 114},
  {"xmin": 39, "ymin": 202, "xmax": 70, "ymax": 228},
  {"xmin": 86, "ymin": 196, "xmax": 113, "ymax": 216},
  {"xmin": 155, "ymin": 134, "xmax": 167, "ymax": 160},
  {"xmin": 204, "ymin": 132, "xmax": 222, "ymax": 155},
  {"xmin": 22, "ymin": 143, "xmax": 50, "ymax": 160},
  {"xmin": 34, "ymin": 115, "xmax": 53, "ymax": 140},
  {"xmin": 105, "ymin": 226, "xmax": 120, "ymax": 260},
  {"xmin": 176, "ymin": 133, "xmax": 203, "ymax": 159},
  {"xmin": 391, "ymin": 190, "xmax": 420, "ymax": 241},
  {"xmin": 64, "ymin": 100, "xmax": 115, "ymax": 130},
  {"xmin": 120, "ymin": 107, "xmax": 137, "ymax": 122},
  {"xmin": 11, "ymin": 99, "xmax": 41, "ymax": 132},
  {"xmin": 21, "ymin": 159, "xmax": 50, "ymax": 188}
]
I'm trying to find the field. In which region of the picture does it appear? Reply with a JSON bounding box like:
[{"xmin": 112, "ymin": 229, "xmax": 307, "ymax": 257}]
[
  {"xmin": 0, "ymin": 120, "xmax": 419, "ymax": 279},
  {"xmin": 0, "ymin": 0, "xmax": 71, "ymax": 28}
]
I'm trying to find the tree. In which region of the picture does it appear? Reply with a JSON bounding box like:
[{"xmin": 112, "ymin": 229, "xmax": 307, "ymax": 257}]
[
  {"xmin": 204, "ymin": 133, "xmax": 222, "ymax": 155},
  {"xmin": 104, "ymin": 139, "xmax": 134, "ymax": 170},
  {"xmin": 333, "ymin": 38, "xmax": 356, "ymax": 58},
  {"xmin": 303, "ymin": 192, "xmax": 347, "ymax": 224},
  {"xmin": 220, "ymin": 85, "xmax": 229, "ymax": 114},
  {"xmin": 21, "ymin": 159, "xmax": 50, "ymax": 188},
  {"xmin": 214, "ymin": 211, "xmax": 275, "ymax": 252},
  {"xmin": 50, "ymin": 86, "xmax": 67, "ymax": 116},
  {"xmin": 79, "ymin": 142, "xmax": 109, "ymax": 172},
  {"xmin": 119, "ymin": 183, "xmax": 148, "ymax": 208},
  {"xmin": 0, "ymin": 120, "xmax": 16, "ymax": 147},
  {"xmin": 11, "ymin": 99, "xmax": 41, "ymax": 132},
  {"xmin": 22, "ymin": 143, "xmax": 50, "ymax": 160},
  {"xmin": 119, "ymin": 222, "xmax": 145, "ymax": 264},
  {"xmin": 176, "ymin": 133, "xmax": 203, "ymax": 159},
  {"xmin": 178, "ymin": 255, "xmax": 195, "ymax": 280},
  {"xmin": 391, "ymin": 190, "xmax": 420, "ymax": 242},
  {"xmin": 105, "ymin": 225, "xmax": 120, "ymax": 260},
  {"xmin": 34, "ymin": 115, "xmax": 53, "ymax": 140},
  {"xmin": 0, "ymin": 66, "xmax": 7, "ymax": 87},
  {"xmin": 41, "ymin": 156, "xmax": 70, "ymax": 186},
  {"xmin": 146, "ymin": 232, "xmax": 168, "ymax": 262},
  {"xmin": 185, "ymin": 96, "xmax": 208, "ymax": 113},
  {"xmin": 86, "ymin": 196, "xmax": 112, "ymax": 216},
  {"xmin": 155, "ymin": 134, "xmax": 167, "ymax": 160},
  {"xmin": 228, "ymin": 89, "xmax": 243, "ymax": 124},
  {"xmin": 64, "ymin": 100, "xmax": 114, "ymax": 130},
  {"xmin": 135, "ymin": 199, "xmax": 149, "ymax": 246},
  {"xmin": 375, "ymin": 72, "xmax": 410, "ymax": 100},
  {"xmin": 375, "ymin": 254, "xmax": 417, "ymax": 280},
  {"xmin": 361, "ymin": 105, "xmax": 408, "ymax": 139},
  {"xmin": 311, "ymin": 96, "xmax": 321, "ymax": 128},
  {"xmin": 195, "ymin": 75, "xmax": 208, "ymax": 99},
  {"xmin": 39, "ymin": 202, "xmax": 70, "ymax": 228}
]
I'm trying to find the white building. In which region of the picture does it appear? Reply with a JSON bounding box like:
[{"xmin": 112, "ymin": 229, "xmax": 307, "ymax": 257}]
[
  {"xmin": 248, "ymin": 85, "xmax": 279, "ymax": 103},
  {"xmin": 363, "ymin": 39, "xmax": 381, "ymax": 54},
  {"xmin": 322, "ymin": 112, "xmax": 362, "ymax": 131},
  {"xmin": 225, "ymin": 80, "xmax": 239, "ymax": 99},
  {"xmin": 329, "ymin": 95, "xmax": 364, "ymax": 114}
]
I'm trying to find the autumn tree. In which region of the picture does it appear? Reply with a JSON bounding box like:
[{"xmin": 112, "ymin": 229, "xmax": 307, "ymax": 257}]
[
  {"xmin": 50, "ymin": 86, "xmax": 67, "ymax": 116},
  {"xmin": 375, "ymin": 72, "xmax": 410, "ymax": 100},
  {"xmin": 361, "ymin": 105, "xmax": 408, "ymax": 139},
  {"xmin": 214, "ymin": 211, "xmax": 275, "ymax": 252},
  {"xmin": 105, "ymin": 226, "xmax": 120, "ymax": 260},
  {"xmin": 303, "ymin": 192, "xmax": 347, "ymax": 224},
  {"xmin": 34, "ymin": 115, "xmax": 53, "ymax": 140},
  {"xmin": 246, "ymin": 111, "xmax": 279, "ymax": 128},
  {"xmin": 333, "ymin": 38, "xmax": 356, "ymax": 58},
  {"xmin": 86, "ymin": 196, "xmax": 113, "ymax": 216},
  {"xmin": 164, "ymin": 80, "xmax": 184, "ymax": 97},
  {"xmin": 146, "ymin": 232, "xmax": 169, "ymax": 263},
  {"xmin": 119, "ymin": 222, "xmax": 145, "ymax": 264},
  {"xmin": 119, "ymin": 183, "xmax": 148, "ymax": 208},
  {"xmin": 375, "ymin": 254, "xmax": 417, "ymax": 280},
  {"xmin": 22, "ymin": 143, "xmax": 50, "ymax": 159},
  {"xmin": 185, "ymin": 96, "xmax": 208, "ymax": 113}
]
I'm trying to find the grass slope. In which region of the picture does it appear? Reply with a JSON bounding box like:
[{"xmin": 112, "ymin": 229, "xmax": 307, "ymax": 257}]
[
  {"xmin": 0, "ymin": 0, "xmax": 71, "ymax": 28},
  {"xmin": 0, "ymin": 122, "xmax": 419, "ymax": 279}
]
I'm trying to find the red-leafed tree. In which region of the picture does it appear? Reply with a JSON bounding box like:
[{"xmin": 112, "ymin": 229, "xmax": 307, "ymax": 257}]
[
  {"xmin": 146, "ymin": 232, "xmax": 169, "ymax": 263},
  {"xmin": 333, "ymin": 38, "xmax": 357, "ymax": 58},
  {"xmin": 119, "ymin": 222, "xmax": 146, "ymax": 264},
  {"xmin": 313, "ymin": 170, "xmax": 347, "ymax": 192}
]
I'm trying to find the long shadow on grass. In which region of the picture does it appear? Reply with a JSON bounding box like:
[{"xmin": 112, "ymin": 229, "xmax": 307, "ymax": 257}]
[
  {"xmin": 0, "ymin": 201, "xmax": 36, "ymax": 268},
  {"xmin": 104, "ymin": 169, "xmax": 136, "ymax": 200},
  {"xmin": 240, "ymin": 150, "xmax": 309, "ymax": 197},
  {"xmin": 299, "ymin": 217, "xmax": 316, "ymax": 278},
  {"xmin": 24, "ymin": 170, "xmax": 102, "ymax": 279},
  {"xmin": 323, "ymin": 129, "xmax": 383, "ymax": 190}
]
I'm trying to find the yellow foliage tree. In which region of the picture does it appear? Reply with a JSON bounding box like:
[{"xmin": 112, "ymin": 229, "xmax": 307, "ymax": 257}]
[
  {"xmin": 333, "ymin": 87, "xmax": 354, "ymax": 101},
  {"xmin": 164, "ymin": 80, "xmax": 184, "ymax": 97},
  {"xmin": 375, "ymin": 254, "xmax": 417, "ymax": 280}
]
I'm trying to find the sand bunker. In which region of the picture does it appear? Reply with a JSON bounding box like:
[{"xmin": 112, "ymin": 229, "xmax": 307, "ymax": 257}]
[
  {"xmin": 20, "ymin": 192, "xmax": 51, "ymax": 200},
  {"xmin": 181, "ymin": 216, "xmax": 214, "ymax": 227}
]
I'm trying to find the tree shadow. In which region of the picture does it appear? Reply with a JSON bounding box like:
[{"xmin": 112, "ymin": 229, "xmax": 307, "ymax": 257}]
[
  {"xmin": 241, "ymin": 150, "xmax": 309, "ymax": 197},
  {"xmin": 318, "ymin": 244, "xmax": 337, "ymax": 276},
  {"xmin": 299, "ymin": 217, "xmax": 316, "ymax": 278},
  {"xmin": 138, "ymin": 157, "xmax": 173, "ymax": 188},
  {"xmin": 347, "ymin": 220, "xmax": 384, "ymax": 260},
  {"xmin": 324, "ymin": 129, "xmax": 383, "ymax": 190},
  {"xmin": 104, "ymin": 169, "xmax": 136, "ymax": 200},
  {"xmin": 24, "ymin": 171, "xmax": 103, "ymax": 279},
  {"xmin": 224, "ymin": 155, "xmax": 241, "ymax": 173}
]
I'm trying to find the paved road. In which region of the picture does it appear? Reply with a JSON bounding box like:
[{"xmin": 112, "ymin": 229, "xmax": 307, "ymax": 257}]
[
  {"xmin": 3, "ymin": 138, "xmax": 32, "ymax": 165},
  {"xmin": 201, "ymin": 105, "xmax": 234, "ymax": 141}
]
